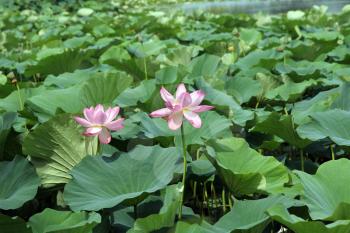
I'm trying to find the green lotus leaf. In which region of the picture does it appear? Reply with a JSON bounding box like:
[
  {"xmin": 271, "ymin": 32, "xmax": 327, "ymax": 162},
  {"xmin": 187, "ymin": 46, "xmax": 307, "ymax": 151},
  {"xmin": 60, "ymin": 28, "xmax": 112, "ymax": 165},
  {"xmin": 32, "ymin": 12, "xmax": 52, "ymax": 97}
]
[
  {"xmin": 24, "ymin": 49, "xmax": 91, "ymax": 76},
  {"xmin": 195, "ymin": 77, "xmax": 253, "ymax": 126},
  {"xmin": 0, "ymin": 86, "xmax": 47, "ymax": 112},
  {"xmin": 64, "ymin": 145, "xmax": 180, "ymax": 211},
  {"xmin": 295, "ymin": 159, "xmax": 350, "ymax": 221},
  {"xmin": 296, "ymin": 110, "xmax": 350, "ymax": 146},
  {"xmin": 225, "ymin": 75, "xmax": 261, "ymax": 104},
  {"xmin": 28, "ymin": 208, "xmax": 101, "ymax": 233},
  {"xmin": 188, "ymin": 159, "xmax": 215, "ymax": 181},
  {"xmin": 0, "ymin": 73, "xmax": 6, "ymax": 85},
  {"xmin": 79, "ymin": 71, "xmax": 132, "ymax": 107},
  {"xmin": 127, "ymin": 184, "xmax": 181, "ymax": 233},
  {"xmin": 328, "ymin": 45, "xmax": 350, "ymax": 62},
  {"xmin": 305, "ymin": 31, "xmax": 340, "ymax": 41},
  {"xmin": 252, "ymin": 112, "xmax": 310, "ymax": 148},
  {"xmin": 174, "ymin": 221, "xmax": 223, "ymax": 233},
  {"xmin": 114, "ymin": 80, "xmax": 156, "ymax": 107},
  {"xmin": 235, "ymin": 49, "xmax": 291, "ymax": 71},
  {"xmin": 291, "ymin": 88, "xmax": 339, "ymax": 125},
  {"xmin": 140, "ymin": 111, "xmax": 232, "ymax": 145},
  {"xmin": 0, "ymin": 156, "xmax": 40, "ymax": 210},
  {"xmin": 44, "ymin": 68, "xmax": 96, "ymax": 88},
  {"xmin": 128, "ymin": 40, "xmax": 166, "ymax": 58},
  {"xmin": 27, "ymin": 86, "xmax": 82, "ymax": 120},
  {"xmin": 99, "ymin": 45, "xmax": 145, "ymax": 79},
  {"xmin": 157, "ymin": 45, "xmax": 201, "ymax": 67},
  {"xmin": 0, "ymin": 214, "xmax": 31, "ymax": 233},
  {"xmin": 240, "ymin": 28, "xmax": 262, "ymax": 47},
  {"xmin": 215, "ymin": 195, "xmax": 299, "ymax": 233},
  {"xmin": 206, "ymin": 137, "xmax": 290, "ymax": 195},
  {"xmin": 265, "ymin": 78, "xmax": 317, "ymax": 102},
  {"xmin": 275, "ymin": 60, "xmax": 334, "ymax": 82},
  {"xmin": 155, "ymin": 66, "xmax": 178, "ymax": 84},
  {"xmin": 268, "ymin": 204, "xmax": 350, "ymax": 233},
  {"xmin": 27, "ymin": 71, "xmax": 131, "ymax": 121},
  {"xmin": 330, "ymin": 82, "xmax": 350, "ymax": 111},
  {"xmin": 188, "ymin": 54, "xmax": 221, "ymax": 78},
  {"xmin": 22, "ymin": 114, "xmax": 97, "ymax": 187}
]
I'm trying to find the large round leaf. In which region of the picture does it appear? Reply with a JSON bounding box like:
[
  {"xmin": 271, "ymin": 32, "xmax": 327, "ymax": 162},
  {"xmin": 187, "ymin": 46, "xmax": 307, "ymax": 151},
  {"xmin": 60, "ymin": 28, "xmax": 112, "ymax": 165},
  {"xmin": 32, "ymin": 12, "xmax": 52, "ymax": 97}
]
[
  {"xmin": 28, "ymin": 208, "xmax": 101, "ymax": 233},
  {"xmin": 295, "ymin": 159, "xmax": 350, "ymax": 221},
  {"xmin": 297, "ymin": 110, "xmax": 350, "ymax": 146},
  {"xmin": 206, "ymin": 137, "xmax": 290, "ymax": 195},
  {"xmin": 64, "ymin": 145, "xmax": 180, "ymax": 211},
  {"xmin": 27, "ymin": 71, "xmax": 132, "ymax": 121},
  {"xmin": 140, "ymin": 111, "xmax": 232, "ymax": 146},
  {"xmin": 268, "ymin": 204, "xmax": 350, "ymax": 233},
  {"xmin": 0, "ymin": 156, "xmax": 40, "ymax": 210},
  {"xmin": 22, "ymin": 114, "xmax": 97, "ymax": 187},
  {"xmin": 80, "ymin": 71, "xmax": 132, "ymax": 107},
  {"xmin": 127, "ymin": 184, "xmax": 181, "ymax": 233},
  {"xmin": 252, "ymin": 112, "xmax": 310, "ymax": 149},
  {"xmin": 215, "ymin": 195, "xmax": 299, "ymax": 233}
]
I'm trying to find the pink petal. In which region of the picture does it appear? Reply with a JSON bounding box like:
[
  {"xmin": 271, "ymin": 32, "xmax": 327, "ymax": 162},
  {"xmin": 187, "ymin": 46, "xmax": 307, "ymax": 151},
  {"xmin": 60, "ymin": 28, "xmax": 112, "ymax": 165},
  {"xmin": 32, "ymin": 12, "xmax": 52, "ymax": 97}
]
[
  {"xmin": 150, "ymin": 108, "xmax": 172, "ymax": 118},
  {"xmin": 179, "ymin": 92, "xmax": 192, "ymax": 108},
  {"xmin": 106, "ymin": 118, "xmax": 124, "ymax": 131},
  {"xmin": 92, "ymin": 109, "xmax": 107, "ymax": 124},
  {"xmin": 74, "ymin": 116, "xmax": 92, "ymax": 127},
  {"xmin": 84, "ymin": 127, "xmax": 102, "ymax": 136},
  {"xmin": 94, "ymin": 104, "xmax": 104, "ymax": 113},
  {"xmin": 105, "ymin": 107, "xmax": 120, "ymax": 123},
  {"xmin": 168, "ymin": 112, "xmax": 183, "ymax": 130},
  {"xmin": 160, "ymin": 87, "xmax": 175, "ymax": 105},
  {"xmin": 176, "ymin": 83, "xmax": 187, "ymax": 99},
  {"xmin": 189, "ymin": 105, "xmax": 214, "ymax": 113},
  {"xmin": 184, "ymin": 110, "xmax": 202, "ymax": 128},
  {"xmin": 190, "ymin": 90, "xmax": 205, "ymax": 107},
  {"xmin": 99, "ymin": 128, "xmax": 111, "ymax": 144},
  {"xmin": 83, "ymin": 107, "xmax": 95, "ymax": 122}
]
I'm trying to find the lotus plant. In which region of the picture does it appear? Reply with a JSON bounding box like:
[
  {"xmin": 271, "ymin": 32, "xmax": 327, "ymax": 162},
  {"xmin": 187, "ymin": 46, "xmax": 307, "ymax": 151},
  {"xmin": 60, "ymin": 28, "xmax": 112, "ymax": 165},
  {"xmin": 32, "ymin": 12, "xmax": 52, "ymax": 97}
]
[
  {"xmin": 74, "ymin": 104, "xmax": 124, "ymax": 145},
  {"xmin": 150, "ymin": 83, "xmax": 213, "ymax": 219}
]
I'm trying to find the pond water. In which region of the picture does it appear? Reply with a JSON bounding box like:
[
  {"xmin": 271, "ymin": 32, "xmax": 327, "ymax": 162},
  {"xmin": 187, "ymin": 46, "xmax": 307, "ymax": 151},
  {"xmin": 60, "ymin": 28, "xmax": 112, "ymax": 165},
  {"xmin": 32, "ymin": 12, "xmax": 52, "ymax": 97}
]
[{"xmin": 179, "ymin": 0, "xmax": 350, "ymax": 14}]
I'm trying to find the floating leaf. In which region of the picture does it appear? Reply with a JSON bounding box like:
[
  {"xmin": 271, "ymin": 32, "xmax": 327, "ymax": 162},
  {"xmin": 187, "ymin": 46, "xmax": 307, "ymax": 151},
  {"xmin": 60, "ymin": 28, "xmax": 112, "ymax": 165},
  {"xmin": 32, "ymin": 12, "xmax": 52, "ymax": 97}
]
[
  {"xmin": 0, "ymin": 156, "xmax": 40, "ymax": 210},
  {"xmin": 295, "ymin": 159, "xmax": 350, "ymax": 221},
  {"xmin": 127, "ymin": 184, "xmax": 181, "ymax": 233},
  {"xmin": 297, "ymin": 110, "xmax": 350, "ymax": 146},
  {"xmin": 207, "ymin": 137, "xmax": 290, "ymax": 195},
  {"xmin": 215, "ymin": 195, "xmax": 298, "ymax": 233},
  {"xmin": 23, "ymin": 114, "xmax": 96, "ymax": 187},
  {"xmin": 64, "ymin": 145, "xmax": 180, "ymax": 211},
  {"xmin": 252, "ymin": 112, "xmax": 310, "ymax": 148},
  {"xmin": 114, "ymin": 80, "xmax": 156, "ymax": 107},
  {"xmin": 268, "ymin": 204, "xmax": 350, "ymax": 233},
  {"xmin": 28, "ymin": 208, "xmax": 100, "ymax": 233},
  {"xmin": 140, "ymin": 111, "xmax": 232, "ymax": 145}
]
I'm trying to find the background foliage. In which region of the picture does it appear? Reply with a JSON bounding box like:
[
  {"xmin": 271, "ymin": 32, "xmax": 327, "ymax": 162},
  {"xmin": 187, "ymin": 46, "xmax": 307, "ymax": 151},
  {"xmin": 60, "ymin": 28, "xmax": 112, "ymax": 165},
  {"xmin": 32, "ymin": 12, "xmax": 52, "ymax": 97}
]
[{"xmin": 1, "ymin": 0, "xmax": 350, "ymax": 232}]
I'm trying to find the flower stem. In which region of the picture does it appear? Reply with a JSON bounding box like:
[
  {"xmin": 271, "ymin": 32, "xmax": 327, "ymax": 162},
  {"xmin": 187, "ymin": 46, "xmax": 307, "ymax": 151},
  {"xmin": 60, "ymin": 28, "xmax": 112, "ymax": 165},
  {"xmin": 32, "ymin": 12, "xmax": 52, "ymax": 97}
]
[
  {"xmin": 143, "ymin": 57, "xmax": 148, "ymax": 80},
  {"xmin": 15, "ymin": 83, "xmax": 23, "ymax": 111},
  {"xmin": 179, "ymin": 124, "xmax": 187, "ymax": 220},
  {"xmin": 222, "ymin": 188, "xmax": 226, "ymax": 213},
  {"xmin": 330, "ymin": 144, "xmax": 335, "ymax": 160}
]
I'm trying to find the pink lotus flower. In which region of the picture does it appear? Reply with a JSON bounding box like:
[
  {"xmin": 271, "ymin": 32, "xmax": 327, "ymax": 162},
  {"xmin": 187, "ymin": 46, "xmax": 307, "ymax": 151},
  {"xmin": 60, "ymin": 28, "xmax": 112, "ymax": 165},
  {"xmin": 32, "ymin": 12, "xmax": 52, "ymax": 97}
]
[
  {"xmin": 74, "ymin": 104, "xmax": 124, "ymax": 144},
  {"xmin": 150, "ymin": 84, "xmax": 214, "ymax": 130}
]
